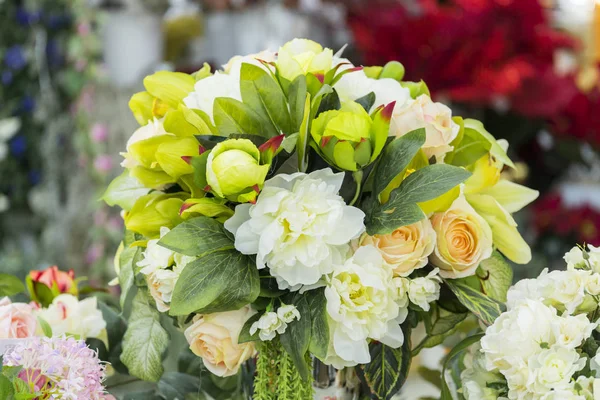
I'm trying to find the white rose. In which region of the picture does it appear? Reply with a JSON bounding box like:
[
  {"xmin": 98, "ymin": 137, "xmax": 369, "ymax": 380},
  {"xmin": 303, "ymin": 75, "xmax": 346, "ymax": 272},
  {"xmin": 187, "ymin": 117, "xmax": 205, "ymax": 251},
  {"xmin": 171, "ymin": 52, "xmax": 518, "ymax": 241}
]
[
  {"xmin": 277, "ymin": 304, "xmax": 300, "ymax": 324},
  {"xmin": 586, "ymin": 273, "xmax": 600, "ymax": 296},
  {"xmin": 390, "ymin": 95, "xmax": 460, "ymax": 163},
  {"xmin": 35, "ymin": 294, "xmax": 106, "ymax": 341},
  {"xmin": 588, "ymin": 245, "xmax": 600, "ymax": 273},
  {"xmin": 121, "ymin": 118, "xmax": 170, "ymax": 169},
  {"xmin": 147, "ymin": 268, "xmax": 180, "ymax": 313},
  {"xmin": 506, "ymin": 277, "xmax": 542, "ymax": 309},
  {"xmin": 551, "ymin": 313, "xmax": 596, "ymax": 349},
  {"xmin": 481, "ymin": 299, "xmax": 557, "ymax": 372},
  {"xmin": 356, "ymin": 218, "xmax": 436, "ymax": 277},
  {"xmin": 539, "ymin": 269, "xmax": 590, "ymax": 314},
  {"xmin": 564, "ymin": 246, "xmax": 586, "ymax": 270},
  {"xmin": 185, "ymin": 307, "xmax": 256, "ymax": 377},
  {"xmin": 325, "ymin": 245, "xmax": 404, "ymax": 366},
  {"xmin": 528, "ymin": 347, "xmax": 585, "ymax": 393},
  {"xmin": 225, "ymin": 168, "xmax": 365, "ymax": 290},
  {"xmin": 276, "ymin": 38, "xmax": 333, "ymax": 81},
  {"xmin": 183, "ymin": 72, "xmax": 241, "ymax": 122},
  {"xmin": 137, "ymin": 227, "xmax": 175, "ymax": 275},
  {"xmin": 249, "ymin": 312, "xmax": 287, "ymax": 341},
  {"xmin": 503, "ymin": 359, "xmax": 533, "ymax": 399},
  {"xmin": 407, "ymin": 269, "xmax": 441, "ymax": 312}
]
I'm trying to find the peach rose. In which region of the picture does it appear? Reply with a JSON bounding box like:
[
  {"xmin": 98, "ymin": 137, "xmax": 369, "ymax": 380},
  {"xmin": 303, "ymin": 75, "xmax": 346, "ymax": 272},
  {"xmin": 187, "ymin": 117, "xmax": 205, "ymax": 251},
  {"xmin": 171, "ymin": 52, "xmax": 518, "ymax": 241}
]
[
  {"xmin": 29, "ymin": 265, "xmax": 75, "ymax": 294},
  {"xmin": 357, "ymin": 219, "xmax": 436, "ymax": 277},
  {"xmin": 0, "ymin": 297, "xmax": 37, "ymax": 339},
  {"xmin": 390, "ymin": 94, "xmax": 460, "ymax": 163},
  {"xmin": 184, "ymin": 306, "xmax": 256, "ymax": 377},
  {"xmin": 430, "ymin": 193, "xmax": 493, "ymax": 278}
]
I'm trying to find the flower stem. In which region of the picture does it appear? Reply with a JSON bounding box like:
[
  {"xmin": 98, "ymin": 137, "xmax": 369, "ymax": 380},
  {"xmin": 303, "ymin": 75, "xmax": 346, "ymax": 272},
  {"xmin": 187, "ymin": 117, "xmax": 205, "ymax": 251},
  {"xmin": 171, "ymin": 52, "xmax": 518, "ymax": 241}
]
[{"xmin": 349, "ymin": 170, "xmax": 364, "ymax": 206}]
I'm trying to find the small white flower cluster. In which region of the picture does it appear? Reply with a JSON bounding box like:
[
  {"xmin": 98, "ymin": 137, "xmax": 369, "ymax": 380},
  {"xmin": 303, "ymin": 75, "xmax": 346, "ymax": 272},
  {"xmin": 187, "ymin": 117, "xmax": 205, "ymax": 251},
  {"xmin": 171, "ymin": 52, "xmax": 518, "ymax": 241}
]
[
  {"xmin": 250, "ymin": 304, "xmax": 301, "ymax": 341},
  {"xmin": 137, "ymin": 227, "xmax": 195, "ymax": 312},
  {"xmin": 464, "ymin": 246, "xmax": 600, "ymax": 400}
]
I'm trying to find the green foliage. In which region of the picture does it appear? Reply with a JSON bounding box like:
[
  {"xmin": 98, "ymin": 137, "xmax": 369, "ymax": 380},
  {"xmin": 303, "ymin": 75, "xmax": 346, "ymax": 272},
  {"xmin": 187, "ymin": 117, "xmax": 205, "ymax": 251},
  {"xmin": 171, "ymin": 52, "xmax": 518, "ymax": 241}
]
[
  {"xmin": 447, "ymin": 124, "xmax": 491, "ymax": 167},
  {"xmin": 117, "ymin": 240, "xmax": 142, "ymax": 308},
  {"xmin": 213, "ymin": 97, "xmax": 266, "ymax": 137},
  {"xmin": 120, "ymin": 290, "xmax": 170, "ymax": 382},
  {"xmin": 440, "ymin": 334, "xmax": 485, "ymax": 400},
  {"xmin": 307, "ymin": 289, "xmax": 329, "ymax": 360},
  {"xmin": 0, "ymin": 274, "xmax": 25, "ymax": 297},
  {"xmin": 158, "ymin": 216, "xmax": 234, "ymax": 257},
  {"xmin": 288, "ymin": 75, "xmax": 308, "ymax": 133},
  {"xmin": 169, "ymin": 249, "xmax": 260, "ymax": 316},
  {"xmin": 462, "ymin": 119, "xmax": 515, "ymax": 168},
  {"xmin": 279, "ymin": 294, "xmax": 312, "ymax": 381},
  {"xmin": 103, "ymin": 172, "xmax": 150, "ymax": 211},
  {"xmin": 356, "ymin": 323, "xmax": 412, "ymax": 400},
  {"xmin": 238, "ymin": 313, "xmax": 262, "ymax": 344},
  {"xmin": 37, "ymin": 317, "xmax": 53, "ymax": 338},
  {"xmin": 296, "ymin": 94, "xmax": 312, "ymax": 172},
  {"xmin": 478, "ymin": 251, "xmax": 513, "ymax": 302},
  {"xmin": 412, "ymin": 305, "xmax": 467, "ymax": 356},
  {"xmin": 355, "ymin": 92, "xmax": 376, "ymax": 112},
  {"xmin": 445, "ymin": 280, "xmax": 505, "ymax": 326},
  {"xmin": 157, "ymin": 372, "xmax": 201, "ymax": 399}
]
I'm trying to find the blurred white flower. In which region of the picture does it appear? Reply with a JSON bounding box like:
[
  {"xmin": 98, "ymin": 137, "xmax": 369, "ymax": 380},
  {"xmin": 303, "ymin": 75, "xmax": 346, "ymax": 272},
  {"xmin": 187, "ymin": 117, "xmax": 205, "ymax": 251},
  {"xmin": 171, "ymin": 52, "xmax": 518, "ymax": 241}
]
[
  {"xmin": 137, "ymin": 227, "xmax": 175, "ymax": 275},
  {"xmin": 0, "ymin": 194, "xmax": 9, "ymax": 213},
  {"xmin": 0, "ymin": 117, "xmax": 21, "ymax": 161}
]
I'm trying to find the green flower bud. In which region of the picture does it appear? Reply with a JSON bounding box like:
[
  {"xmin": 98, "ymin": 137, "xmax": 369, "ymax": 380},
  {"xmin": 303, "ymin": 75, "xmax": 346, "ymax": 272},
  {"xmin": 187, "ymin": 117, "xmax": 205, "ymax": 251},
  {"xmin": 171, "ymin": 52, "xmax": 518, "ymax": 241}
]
[
  {"xmin": 125, "ymin": 192, "xmax": 188, "ymax": 238},
  {"xmin": 205, "ymin": 138, "xmax": 271, "ymax": 203},
  {"xmin": 310, "ymin": 101, "xmax": 393, "ymax": 171}
]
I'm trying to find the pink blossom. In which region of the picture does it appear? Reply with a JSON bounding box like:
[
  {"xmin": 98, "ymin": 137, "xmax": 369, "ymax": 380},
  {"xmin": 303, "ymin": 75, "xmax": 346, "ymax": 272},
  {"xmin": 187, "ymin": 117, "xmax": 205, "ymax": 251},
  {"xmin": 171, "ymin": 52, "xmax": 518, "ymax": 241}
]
[
  {"xmin": 94, "ymin": 155, "xmax": 113, "ymax": 173},
  {"xmin": 77, "ymin": 21, "xmax": 91, "ymax": 36},
  {"xmin": 86, "ymin": 243, "xmax": 105, "ymax": 265},
  {"xmin": 0, "ymin": 297, "xmax": 37, "ymax": 339},
  {"xmin": 91, "ymin": 123, "xmax": 109, "ymax": 143}
]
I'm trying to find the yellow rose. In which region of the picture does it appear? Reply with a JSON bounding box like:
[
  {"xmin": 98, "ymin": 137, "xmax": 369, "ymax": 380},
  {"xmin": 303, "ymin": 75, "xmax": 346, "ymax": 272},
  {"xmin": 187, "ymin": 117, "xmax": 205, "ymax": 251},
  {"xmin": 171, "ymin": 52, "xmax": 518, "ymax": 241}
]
[
  {"xmin": 390, "ymin": 94, "xmax": 460, "ymax": 163},
  {"xmin": 184, "ymin": 307, "xmax": 256, "ymax": 377},
  {"xmin": 430, "ymin": 193, "xmax": 493, "ymax": 278},
  {"xmin": 358, "ymin": 219, "xmax": 436, "ymax": 277}
]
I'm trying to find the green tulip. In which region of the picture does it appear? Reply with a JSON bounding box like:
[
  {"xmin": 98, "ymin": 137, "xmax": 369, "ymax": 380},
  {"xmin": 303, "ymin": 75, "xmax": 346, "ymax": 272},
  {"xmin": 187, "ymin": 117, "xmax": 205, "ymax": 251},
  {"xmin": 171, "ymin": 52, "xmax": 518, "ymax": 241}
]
[
  {"xmin": 205, "ymin": 138, "xmax": 271, "ymax": 203},
  {"xmin": 310, "ymin": 101, "xmax": 393, "ymax": 171}
]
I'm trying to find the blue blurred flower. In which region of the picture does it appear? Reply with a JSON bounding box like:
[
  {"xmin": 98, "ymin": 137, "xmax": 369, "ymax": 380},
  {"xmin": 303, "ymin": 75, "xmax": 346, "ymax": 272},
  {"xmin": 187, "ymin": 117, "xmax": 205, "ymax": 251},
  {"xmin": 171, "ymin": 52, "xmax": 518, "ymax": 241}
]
[
  {"xmin": 16, "ymin": 7, "xmax": 41, "ymax": 25},
  {"xmin": 29, "ymin": 170, "xmax": 41, "ymax": 185},
  {"xmin": 9, "ymin": 135, "xmax": 26, "ymax": 157},
  {"xmin": 2, "ymin": 71, "xmax": 13, "ymax": 85},
  {"xmin": 46, "ymin": 40, "xmax": 64, "ymax": 68},
  {"xmin": 20, "ymin": 96, "xmax": 35, "ymax": 113},
  {"xmin": 4, "ymin": 46, "xmax": 26, "ymax": 70},
  {"xmin": 46, "ymin": 13, "xmax": 72, "ymax": 30}
]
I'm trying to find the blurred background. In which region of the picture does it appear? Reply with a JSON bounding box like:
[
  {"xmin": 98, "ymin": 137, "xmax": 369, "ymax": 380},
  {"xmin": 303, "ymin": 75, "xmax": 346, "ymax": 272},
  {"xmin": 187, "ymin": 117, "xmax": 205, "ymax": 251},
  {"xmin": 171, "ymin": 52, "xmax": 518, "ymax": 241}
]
[{"xmin": 1, "ymin": 0, "xmax": 599, "ymax": 397}]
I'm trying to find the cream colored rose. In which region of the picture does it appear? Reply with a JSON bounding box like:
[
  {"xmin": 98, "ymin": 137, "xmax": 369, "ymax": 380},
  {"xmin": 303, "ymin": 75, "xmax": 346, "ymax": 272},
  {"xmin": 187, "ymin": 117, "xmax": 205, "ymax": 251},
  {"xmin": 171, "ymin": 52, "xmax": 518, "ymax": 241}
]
[
  {"xmin": 184, "ymin": 307, "xmax": 256, "ymax": 377},
  {"xmin": 390, "ymin": 95, "xmax": 460, "ymax": 163},
  {"xmin": 276, "ymin": 38, "xmax": 333, "ymax": 81},
  {"xmin": 357, "ymin": 219, "xmax": 436, "ymax": 277},
  {"xmin": 0, "ymin": 297, "xmax": 36, "ymax": 339},
  {"xmin": 430, "ymin": 193, "xmax": 493, "ymax": 278}
]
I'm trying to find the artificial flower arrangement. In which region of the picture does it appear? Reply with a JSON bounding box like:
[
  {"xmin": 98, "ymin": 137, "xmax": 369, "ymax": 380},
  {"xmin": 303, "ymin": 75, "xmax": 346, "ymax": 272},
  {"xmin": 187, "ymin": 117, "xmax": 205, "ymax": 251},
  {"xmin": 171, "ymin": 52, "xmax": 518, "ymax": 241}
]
[
  {"xmin": 103, "ymin": 38, "xmax": 539, "ymax": 399},
  {"xmin": 452, "ymin": 245, "xmax": 600, "ymax": 400}
]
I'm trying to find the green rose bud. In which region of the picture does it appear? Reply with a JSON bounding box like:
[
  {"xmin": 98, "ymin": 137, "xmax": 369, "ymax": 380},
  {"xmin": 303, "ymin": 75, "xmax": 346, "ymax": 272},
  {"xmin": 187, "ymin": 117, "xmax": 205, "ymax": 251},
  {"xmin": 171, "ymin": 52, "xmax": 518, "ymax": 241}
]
[
  {"xmin": 310, "ymin": 101, "xmax": 393, "ymax": 171},
  {"xmin": 205, "ymin": 138, "xmax": 271, "ymax": 203},
  {"xmin": 277, "ymin": 38, "xmax": 333, "ymax": 82},
  {"xmin": 125, "ymin": 192, "xmax": 188, "ymax": 238}
]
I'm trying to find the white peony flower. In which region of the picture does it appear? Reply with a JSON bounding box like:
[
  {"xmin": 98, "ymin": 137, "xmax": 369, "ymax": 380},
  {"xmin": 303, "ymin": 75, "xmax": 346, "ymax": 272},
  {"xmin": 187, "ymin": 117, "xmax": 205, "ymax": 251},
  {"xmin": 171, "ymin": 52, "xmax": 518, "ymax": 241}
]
[
  {"xmin": 137, "ymin": 227, "xmax": 175, "ymax": 275},
  {"xmin": 324, "ymin": 245, "xmax": 404, "ymax": 366},
  {"xmin": 250, "ymin": 312, "xmax": 287, "ymax": 341},
  {"xmin": 551, "ymin": 313, "xmax": 596, "ymax": 350},
  {"xmin": 184, "ymin": 72, "xmax": 241, "ymax": 122},
  {"xmin": 35, "ymin": 294, "xmax": 106, "ymax": 341},
  {"xmin": 586, "ymin": 273, "xmax": 600, "ymax": 296},
  {"xmin": 564, "ymin": 246, "xmax": 586, "ymax": 270},
  {"xmin": 528, "ymin": 347, "xmax": 586, "ymax": 394},
  {"xmin": 224, "ymin": 168, "xmax": 365, "ymax": 290},
  {"xmin": 506, "ymin": 276, "xmax": 543, "ymax": 309},
  {"xmin": 407, "ymin": 269, "xmax": 441, "ymax": 312},
  {"xmin": 588, "ymin": 245, "xmax": 600, "ymax": 273},
  {"xmin": 121, "ymin": 118, "xmax": 170, "ymax": 169},
  {"xmin": 277, "ymin": 304, "xmax": 300, "ymax": 324}
]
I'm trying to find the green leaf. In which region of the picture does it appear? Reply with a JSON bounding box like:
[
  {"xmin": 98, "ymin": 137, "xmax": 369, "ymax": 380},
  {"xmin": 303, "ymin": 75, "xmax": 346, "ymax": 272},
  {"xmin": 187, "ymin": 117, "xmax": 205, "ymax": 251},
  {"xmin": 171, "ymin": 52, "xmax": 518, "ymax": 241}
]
[
  {"xmin": 448, "ymin": 125, "xmax": 491, "ymax": 167},
  {"xmin": 316, "ymin": 90, "xmax": 341, "ymax": 117},
  {"xmin": 0, "ymin": 274, "xmax": 25, "ymax": 297},
  {"xmin": 412, "ymin": 306, "xmax": 467, "ymax": 356},
  {"xmin": 478, "ymin": 251, "xmax": 513, "ymax": 302},
  {"xmin": 463, "ymin": 119, "xmax": 515, "ymax": 169},
  {"xmin": 178, "ymin": 348, "xmax": 204, "ymax": 376},
  {"xmin": 0, "ymin": 375, "xmax": 14, "ymax": 400},
  {"xmin": 120, "ymin": 290, "xmax": 170, "ymax": 382},
  {"xmin": 356, "ymin": 324, "xmax": 412, "ymax": 400},
  {"xmin": 241, "ymin": 63, "xmax": 293, "ymax": 136},
  {"xmin": 213, "ymin": 97, "xmax": 266, "ymax": 137},
  {"xmin": 157, "ymin": 372, "xmax": 201, "ymax": 399},
  {"xmin": 238, "ymin": 313, "xmax": 261, "ymax": 344},
  {"xmin": 158, "ymin": 216, "xmax": 234, "ymax": 257},
  {"xmin": 366, "ymin": 202, "xmax": 425, "ymax": 236},
  {"xmin": 445, "ymin": 280, "xmax": 505, "ymax": 326},
  {"xmin": 373, "ymin": 129, "xmax": 426, "ymax": 197},
  {"xmin": 170, "ymin": 249, "xmax": 260, "ymax": 316},
  {"xmin": 440, "ymin": 333, "xmax": 485, "ymax": 400},
  {"xmin": 297, "ymin": 94, "xmax": 312, "ymax": 172},
  {"xmin": 288, "ymin": 75, "xmax": 307, "ymax": 133},
  {"xmin": 98, "ymin": 302, "xmax": 127, "ymax": 351},
  {"xmin": 356, "ymin": 92, "xmax": 376, "ymax": 112},
  {"xmin": 279, "ymin": 295, "xmax": 311, "ymax": 381},
  {"xmin": 102, "ymin": 172, "xmax": 150, "ymax": 211},
  {"xmin": 118, "ymin": 245, "xmax": 142, "ymax": 308},
  {"xmin": 37, "ymin": 317, "xmax": 52, "ymax": 338},
  {"xmin": 306, "ymin": 289, "xmax": 329, "ymax": 360},
  {"xmin": 25, "ymin": 278, "xmax": 54, "ymax": 308},
  {"xmin": 394, "ymin": 164, "xmax": 471, "ymax": 204}
]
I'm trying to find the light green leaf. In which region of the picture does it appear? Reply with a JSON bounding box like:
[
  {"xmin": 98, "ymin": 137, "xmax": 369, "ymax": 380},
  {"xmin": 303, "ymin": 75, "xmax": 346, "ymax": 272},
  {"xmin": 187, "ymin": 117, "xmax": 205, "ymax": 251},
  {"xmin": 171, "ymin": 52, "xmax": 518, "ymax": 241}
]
[
  {"xmin": 394, "ymin": 164, "xmax": 472, "ymax": 204},
  {"xmin": 120, "ymin": 290, "xmax": 169, "ymax": 382},
  {"xmin": 440, "ymin": 333, "xmax": 485, "ymax": 400},
  {"xmin": 143, "ymin": 71, "xmax": 195, "ymax": 109},
  {"xmin": 213, "ymin": 97, "xmax": 266, "ymax": 137},
  {"xmin": 412, "ymin": 306, "xmax": 467, "ymax": 356},
  {"xmin": 288, "ymin": 75, "xmax": 308, "ymax": 133},
  {"xmin": 445, "ymin": 280, "xmax": 505, "ymax": 326},
  {"xmin": 102, "ymin": 172, "xmax": 150, "ymax": 211},
  {"xmin": 118, "ymin": 244, "xmax": 141, "ymax": 308},
  {"xmin": 238, "ymin": 313, "xmax": 261, "ymax": 344},
  {"xmin": 447, "ymin": 125, "xmax": 491, "ymax": 167},
  {"xmin": 463, "ymin": 119, "xmax": 515, "ymax": 169},
  {"xmin": 0, "ymin": 274, "xmax": 25, "ymax": 297},
  {"xmin": 280, "ymin": 294, "xmax": 311, "ymax": 381},
  {"xmin": 297, "ymin": 94, "xmax": 312, "ymax": 172},
  {"xmin": 307, "ymin": 288, "xmax": 329, "ymax": 360},
  {"xmin": 373, "ymin": 129, "xmax": 426, "ymax": 197},
  {"xmin": 240, "ymin": 63, "xmax": 292, "ymax": 136},
  {"xmin": 479, "ymin": 180, "xmax": 539, "ymax": 213},
  {"xmin": 0, "ymin": 375, "xmax": 14, "ymax": 400},
  {"xmin": 37, "ymin": 317, "xmax": 53, "ymax": 338},
  {"xmin": 158, "ymin": 216, "xmax": 234, "ymax": 257},
  {"xmin": 170, "ymin": 249, "xmax": 260, "ymax": 315},
  {"xmin": 478, "ymin": 251, "xmax": 513, "ymax": 302},
  {"xmin": 356, "ymin": 324, "xmax": 412, "ymax": 400}
]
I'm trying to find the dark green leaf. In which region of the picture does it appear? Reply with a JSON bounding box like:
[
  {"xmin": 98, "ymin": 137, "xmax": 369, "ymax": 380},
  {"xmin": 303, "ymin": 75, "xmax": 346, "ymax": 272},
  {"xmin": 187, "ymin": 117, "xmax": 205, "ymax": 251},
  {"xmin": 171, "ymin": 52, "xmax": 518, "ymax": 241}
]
[
  {"xmin": 288, "ymin": 75, "xmax": 307, "ymax": 133},
  {"xmin": 297, "ymin": 94, "xmax": 311, "ymax": 172},
  {"xmin": 258, "ymin": 275, "xmax": 286, "ymax": 298},
  {"xmin": 120, "ymin": 290, "xmax": 169, "ymax": 382},
  {"xmin": 158, "ymin": 216, "xmax": 234, "ymax": 257},
  {"xmin": 26, "ymin": 278, "xmax": 54, "ymax": 308},
  {"xmin": 170, "ymin": 249, "xmax": 260, "ymax": 316},
  {"xmin": 356, "ymin": 323, "xmax": 412, "ymax": 400},
  {"xmin": 373, "ymin": 129, "xmax": 426, "ymax": 197},
  {"xmin": 394, "ymin": 164, "xmax": 471, "ymax": 204},
  {"xmin": 280, "ymin": 295, "xmax": 311, "ymax": 381},
  {"xmin": 445, "ymin": 280, "xmax": 505, "ymax": 326},
  {"xmin": 478, "ymin": 251, "xmax": 513, "ymax": 302},
  {"xmin": 366, "ymin": 202, "xmax": 425, "ymax": 236},
  {"xmin": 448, "ymin": 126, "xmax": 491, "ymax": 167},
  {"xmin": 178, "ymin": 348, "xmax": 205, "ymax": 376},
  {"xmin": 98, "ymin": 302, "xmax": 127, "ymax": 352},
  {"xmin": 158, "ymin": 372, "xmax": 201, "ymax": 399},
  {"xmin": 412, "ymin": 306, "xmax": 467, "ymax": 356},
  {"xmin": 213, "ymin": 97, "xmax": 266, "ymax": 137},
  {"xmin": 307, "ymin": 289, "xmax": 329, "ymax": 360},
  {"xmin": 316, "ymin": 89, "xmax": 341, "ymax": 117},
  {"xmin": 355, "ymin": 92, "xmax": 376, "ymax": 112},
  {"xmin": 440, "ymin": 334, "xmax": 484, "ymax": 400},
  {"xmin": 118, "ymin": 245, "xmax": 141, "ymax": 308},
  {"xmin": 238, "ymin": 313, "xmax": 261, "ymax": 344}
]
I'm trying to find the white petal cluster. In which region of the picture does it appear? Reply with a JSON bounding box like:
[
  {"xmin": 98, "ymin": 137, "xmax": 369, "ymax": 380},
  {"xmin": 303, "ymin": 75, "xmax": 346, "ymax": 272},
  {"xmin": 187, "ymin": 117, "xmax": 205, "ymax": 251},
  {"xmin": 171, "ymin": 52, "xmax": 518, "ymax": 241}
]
[
  {"xmin": 225, "ymin": 168, "xmax": 365, "ymax": 290},
  {"xmin": 250, "ymin": 304, "xmax": 300, "ymax": 341}
]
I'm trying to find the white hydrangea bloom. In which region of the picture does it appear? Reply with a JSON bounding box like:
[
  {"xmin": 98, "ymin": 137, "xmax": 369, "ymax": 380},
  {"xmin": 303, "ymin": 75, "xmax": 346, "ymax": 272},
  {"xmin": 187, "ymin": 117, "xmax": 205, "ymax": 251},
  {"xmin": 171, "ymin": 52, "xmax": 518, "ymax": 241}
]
[
  {"xmin": 406, "ymin": 269, "xmax": 441, "ymax": 312},
  {"xmin": 250, "ymin": 312, "xmax": 287, "ymax": 341},
  {"xmin": 324, "ymin": 245, "xmax": 405, "ymax": 367},
  {"xmin": 137, "ymin": 227, "xmax": 175, "ymax": 275},
  {"xmin": 225, "ymin": 168, "xmax": 365, "ymax": 290}
]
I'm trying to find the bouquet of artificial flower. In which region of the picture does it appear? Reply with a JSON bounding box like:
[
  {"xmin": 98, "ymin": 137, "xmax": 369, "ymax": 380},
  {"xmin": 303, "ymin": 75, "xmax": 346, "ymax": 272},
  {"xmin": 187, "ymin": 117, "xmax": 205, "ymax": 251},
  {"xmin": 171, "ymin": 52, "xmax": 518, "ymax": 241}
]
[
  {"xmin": 103, "ymin": 38, "xmax": 538, "ymax": 399},
  {"xmin": 454, "ymin": 245, "xmax": 600, "ymax": 400}
]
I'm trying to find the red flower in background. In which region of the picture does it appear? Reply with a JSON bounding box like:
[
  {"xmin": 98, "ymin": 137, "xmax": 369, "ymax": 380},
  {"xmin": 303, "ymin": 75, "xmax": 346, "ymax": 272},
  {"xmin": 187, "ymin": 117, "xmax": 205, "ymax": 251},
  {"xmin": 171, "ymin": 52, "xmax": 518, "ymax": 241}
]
[
  {"xmin": 550, "ymin": 87, "xmax": 600, "ymax": 148},
  {"xmin": 29, "ymin": 266, "xmax": 75, "ymax": 294},
  {"xmin": 347, "ymin": 0, "xmax": 578, "ymax": 117}
]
